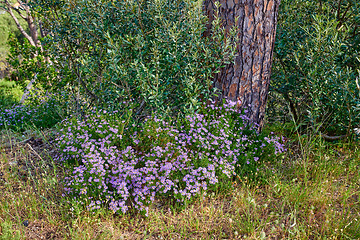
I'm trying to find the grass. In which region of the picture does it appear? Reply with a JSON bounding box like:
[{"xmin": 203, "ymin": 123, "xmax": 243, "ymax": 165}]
[
  {"xmin": 0, "ymin": 123, "xmax": 359, "ymax": 239},
  {"xmin": 0, "ymin": 79, "xmax": 22, "ymax": 107}
]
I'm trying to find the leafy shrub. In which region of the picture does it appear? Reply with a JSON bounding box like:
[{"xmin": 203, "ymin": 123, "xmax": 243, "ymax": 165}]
[
  {"xmin": 55, "ymin": 100, "xmax": 285, "ymax": 215},
  {"xmin": 33, "ymin": 0, "xmax": 236, "ymax": 118},
  {"xmin": 0, "ymin": 79, "xmax": 22, "ymax": 107},
  {"xmin": 6, "ymin": 33, "xmax": 58, "ymax": 93},
  {"xmin": 270, "ymin": 0, "xmax": 360, "ymax": 135},
  {"xmin": 0, "ymin": 90, "xmax": 67, "ymax": 131}
]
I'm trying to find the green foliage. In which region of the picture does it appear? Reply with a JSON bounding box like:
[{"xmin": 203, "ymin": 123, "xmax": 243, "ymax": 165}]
[
  {"xmin": 0, "ymin": 6, "xmax": 28, "ymax": 63},
  {"xmin": 0, "ymin": 221, "xmax": 22, "ymax": 240},
  {"xmin": 33, "ymin": 0, "xmax": 236, "ymax": 118},
  {"xmin": 270, "ymin": 0, "xmax": 360, "ymax": 135},
  {"xmin": 6, "ymin": 33, "xmax": 58, "ymax": 91},
  {"xmin": 0, "ymin": 79, "xmax": 22, "ymax": 107},
  {"xmin": 0, "ymin": 90, "xmax": 66, "ymax": 131}
]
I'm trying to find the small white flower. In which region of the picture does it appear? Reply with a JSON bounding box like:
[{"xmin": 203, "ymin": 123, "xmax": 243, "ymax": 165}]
[{"xmin": 354, "ymin": 128, "xmax": 360, "ymax": 135}]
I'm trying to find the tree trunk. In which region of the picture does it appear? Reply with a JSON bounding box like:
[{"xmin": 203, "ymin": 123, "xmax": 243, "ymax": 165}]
[{"xmin": 203, "ymin": 0, "xmax": 280, "ymax": 130}]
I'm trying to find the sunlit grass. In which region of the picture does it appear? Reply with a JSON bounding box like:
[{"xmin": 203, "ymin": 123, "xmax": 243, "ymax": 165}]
[{"xmin": 0, "ymin": 79, "xmax": 22, "ymax": 107}]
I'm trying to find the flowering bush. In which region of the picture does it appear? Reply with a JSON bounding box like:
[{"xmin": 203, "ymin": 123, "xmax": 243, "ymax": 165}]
[
  {"xmin": 0, "ymin": 105, "xmax": 35, "ymax": 130},
  {"xmin": 55, "ymin": 100, "xmax": 286, "ymax": 215}
]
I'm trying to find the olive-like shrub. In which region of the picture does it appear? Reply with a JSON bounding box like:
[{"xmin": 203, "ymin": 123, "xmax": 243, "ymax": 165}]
[{"xmin": 33, "ymin": 0, "xmax": 236, "ymax": 117}]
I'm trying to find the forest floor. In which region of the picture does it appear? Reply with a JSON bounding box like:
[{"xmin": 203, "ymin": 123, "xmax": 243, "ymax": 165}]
[{"xmin": 0, "ymin": 125, "xmax": 359, "ymax": 240}]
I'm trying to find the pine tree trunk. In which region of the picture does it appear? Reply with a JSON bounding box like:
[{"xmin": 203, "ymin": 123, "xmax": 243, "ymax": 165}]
[{"xmin": 203, "ymin": 0, "xmax": 280, "ymax": 129}]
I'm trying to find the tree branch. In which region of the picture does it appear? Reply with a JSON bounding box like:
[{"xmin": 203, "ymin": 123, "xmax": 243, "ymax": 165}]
[
  {"xmin": 320, "ymin": 133, "xmax": 349, "ymax": 141},
  {"xmin": 4, "ymin": 1, "xmax": 36, "ymax": 47},
  {"xmin": 12, "ymin": 5, "xmax": 28, "ymax": 20}
]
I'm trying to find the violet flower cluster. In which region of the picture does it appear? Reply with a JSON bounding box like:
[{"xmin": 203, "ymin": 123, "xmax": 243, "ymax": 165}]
[
  {"xmin": 0, "ymin": 92, "xmax": 63, "ymax": 130},
  {"xmin": 0, "ymin": 105, "xmax": 36, "ymax": 129},
  {"xmin": 55, "ymin": 100, "xmax": 286, "ymax": 215}
]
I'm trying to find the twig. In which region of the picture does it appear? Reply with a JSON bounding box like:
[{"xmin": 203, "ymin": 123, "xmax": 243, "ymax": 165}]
[
  {"xmin": 26, "ymin": 143, "xmax": 44, "ymax": 162},
  {"xmin": 20, "ymin": 73, "xmax": 38, "ymax": 104},
  {"xmin": 1, "ymin": 138, "xmax": 32, "ymax": 149},
  {"xmin": 320, "ymin": 133, "xmax": 349, "ymax": 141}
]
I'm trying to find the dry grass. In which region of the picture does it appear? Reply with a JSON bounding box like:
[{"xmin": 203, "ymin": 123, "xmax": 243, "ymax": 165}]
[{"xmin": 0, "ymin": 128, "xmax": 359, "ymax": 240}]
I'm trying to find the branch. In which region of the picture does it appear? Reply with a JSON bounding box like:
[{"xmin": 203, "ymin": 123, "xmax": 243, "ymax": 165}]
[
  {"xmin": 12, "ymin": 7, "xmax": 27, "ymax": 21},
  {"xmin": 135, "ymin": 99, "xmax": 146, "ymax": 116},
  {"xmin": 39, "ymin": 20, "xmax": 46, "ymax": 38},
  {"xmin": 75, "ymin": 64, "xmax": 104, "ymax": 104},
  {"xmin": 337, "ymin": 3, "xmax": 351, "ymax": 29},
  {"xmin": 336, "ymin": 0, "xmax": 343, "ymax": 22},
  {"xmin": 20, "ymin": 73, "xmax": 37, "ymax": 104},
  {"xmin": 4, "ymin": 1, "xmax": 36, "ymax": 47},
  {"xmin": 320, "ymin": 133, "xmax": 349, "ymax": 141},
  {"xmin": 1, "ymin": 137, "xmax": 32, "ymax": 148}
]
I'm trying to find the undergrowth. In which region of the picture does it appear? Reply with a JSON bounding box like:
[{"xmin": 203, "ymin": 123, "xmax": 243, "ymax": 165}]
[
  {"xmin": 0, "ymin": 84, "xmax": 358, "ymax": 239},
  {"xmin": 0, "ymin": 123, "xmax": 359, "ymax": 239},
  {"xmin": 55, "ymin": 99, "xmax": 285, "ymax": 215}
]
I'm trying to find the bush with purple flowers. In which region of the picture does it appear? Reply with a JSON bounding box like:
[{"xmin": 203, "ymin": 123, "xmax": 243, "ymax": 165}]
[
  {"xmin": 55, "ymin": 100, "xmax": 285, "ymax": 215},
  {"xmin": 0, "ymin": 105, "xmax": 34, "ymax": 130}
]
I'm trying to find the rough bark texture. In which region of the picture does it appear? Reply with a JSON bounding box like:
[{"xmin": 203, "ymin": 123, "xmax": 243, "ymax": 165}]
[{"xmin": 203, "ymin": 0, "xmax": 280, "ymax": 129}]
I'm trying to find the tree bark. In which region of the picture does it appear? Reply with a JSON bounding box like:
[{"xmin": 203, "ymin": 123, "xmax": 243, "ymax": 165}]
[{"xmin": 203, "ymin": 0, "xmax": 280, "ymax": 130}]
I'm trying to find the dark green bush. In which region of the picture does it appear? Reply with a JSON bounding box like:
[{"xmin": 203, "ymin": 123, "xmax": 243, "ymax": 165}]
[
  {"xmin": 269, "ymin": 0, "xmax": 360, "ymax": 136},
  {"xmin": 31, "ymin": 0, "xmax": 236, "ymax": 119}
]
